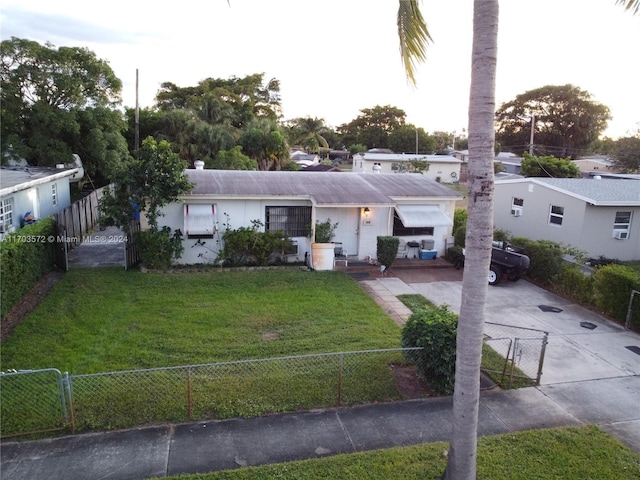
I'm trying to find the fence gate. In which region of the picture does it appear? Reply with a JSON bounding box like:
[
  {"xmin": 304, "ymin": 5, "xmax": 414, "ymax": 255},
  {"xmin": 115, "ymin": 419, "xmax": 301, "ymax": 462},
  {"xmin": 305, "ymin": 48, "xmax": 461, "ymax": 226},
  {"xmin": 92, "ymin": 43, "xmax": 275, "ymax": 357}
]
[
  {"xmin": 125, "ymin": 220, "xmax": 141, "ymax": 270},
  {"xmin": 0, "ymin": 369, "xmax": 68, "ymax": 439},
  {"xmin": 53, "ymin": 223, "xmax": 69, "ymax": 271},
  {"xmin": 482, "ymin": 322, "xmax": 549, "ymax": 388}
]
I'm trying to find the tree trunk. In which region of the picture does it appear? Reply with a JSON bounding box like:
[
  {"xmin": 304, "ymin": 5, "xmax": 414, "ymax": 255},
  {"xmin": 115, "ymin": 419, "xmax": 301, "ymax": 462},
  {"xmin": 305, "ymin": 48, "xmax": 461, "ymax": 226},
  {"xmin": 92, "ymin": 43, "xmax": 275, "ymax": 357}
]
[{"xmin": 442, "ymin": 1, "xmax": 499, "ymax": 479}]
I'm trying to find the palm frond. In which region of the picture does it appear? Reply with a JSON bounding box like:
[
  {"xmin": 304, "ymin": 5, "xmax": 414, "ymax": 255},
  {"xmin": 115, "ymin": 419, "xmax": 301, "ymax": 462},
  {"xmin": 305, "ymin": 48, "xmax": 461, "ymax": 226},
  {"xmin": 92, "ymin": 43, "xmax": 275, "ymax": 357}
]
[
  {"xmin": 616, "ymin": 0, "xmax": 640, "ymax": 14},
  {"xmin": 397, "ymin": 0, "xmax": 432, "ymax": 86}
]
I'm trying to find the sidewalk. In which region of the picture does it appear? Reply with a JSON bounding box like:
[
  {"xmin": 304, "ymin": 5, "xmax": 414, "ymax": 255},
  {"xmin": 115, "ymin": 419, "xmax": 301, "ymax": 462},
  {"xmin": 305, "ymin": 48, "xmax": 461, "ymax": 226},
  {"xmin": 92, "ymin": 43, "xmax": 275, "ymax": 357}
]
[{"xmin": 2, "ymin": 376, "xmax": 638, "ymax": 480}]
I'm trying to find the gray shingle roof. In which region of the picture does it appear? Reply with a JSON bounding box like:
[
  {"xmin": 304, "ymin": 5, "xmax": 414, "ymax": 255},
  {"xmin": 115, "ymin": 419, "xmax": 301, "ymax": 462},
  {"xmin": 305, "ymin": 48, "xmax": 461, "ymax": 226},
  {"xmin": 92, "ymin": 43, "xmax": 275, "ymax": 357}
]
[
  {"xmin": 185, "ymin": 170, "xmax": 462, "ymax": 206},
  {"xmin": 529, "ymin": 178, "xmax": 640, "ymax": 206}
]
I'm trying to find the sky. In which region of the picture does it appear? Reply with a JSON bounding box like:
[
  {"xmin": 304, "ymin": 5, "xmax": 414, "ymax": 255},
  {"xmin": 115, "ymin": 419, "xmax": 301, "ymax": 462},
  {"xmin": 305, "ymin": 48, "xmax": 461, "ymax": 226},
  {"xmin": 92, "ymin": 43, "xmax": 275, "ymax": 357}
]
[{"xmin": 1, "ymin": 0, "xmax": 639, "ymax": 139}]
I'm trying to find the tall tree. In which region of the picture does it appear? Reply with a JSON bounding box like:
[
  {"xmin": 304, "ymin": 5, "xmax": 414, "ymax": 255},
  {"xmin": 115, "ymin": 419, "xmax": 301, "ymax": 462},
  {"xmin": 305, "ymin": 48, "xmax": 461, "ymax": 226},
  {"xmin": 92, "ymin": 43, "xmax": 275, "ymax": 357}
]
[
  {"xmin": 397, "ymin": 2, "xmax": 637, "ymax": 479},
  {"xmin": 337, "ymin": 105, "xmax": 407, "ymax": 150},
  {"xmin": 611, "ymin": 135, "xmax": 640, "ymax": 173},
  {"xmin": 239, "ymin": 118, "xmax": 289, "ymax": 170},
  {"xmin": 155, "ymin": 73, "xmax": 282, "ymax": 129},
  {"xmin": 0, "ymin": 37, "xmax": 127, "ymax": 181},
  {"xmin": 495, "ymin": 84, "xmax": 611, "ymax": 158},
  {"xmin": 388, "ymin": 125, "xmax": 434, "ymax": 153},
  {"xmin": 520, "ymin": 152, "xmax": 580, "ymax": 178},
  {"xmin": 288, "ymin": 117, "xmax": 331, "ymax": 153}
]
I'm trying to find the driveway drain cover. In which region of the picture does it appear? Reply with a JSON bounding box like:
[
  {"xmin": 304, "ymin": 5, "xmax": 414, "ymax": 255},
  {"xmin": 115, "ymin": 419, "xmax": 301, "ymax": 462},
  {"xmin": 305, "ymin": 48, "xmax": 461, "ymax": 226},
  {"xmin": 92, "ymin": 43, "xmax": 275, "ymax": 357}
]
[
  {"xmin": 538, "ymin": 305, "xmax": 563, "ymax": 313},
  {"xmin": 580, "ymin": 321, "xmax": 597, "ymax": 330},
  {"xmin": 625, "ymin": 346, "xmax": 640, "ymax": 356}
]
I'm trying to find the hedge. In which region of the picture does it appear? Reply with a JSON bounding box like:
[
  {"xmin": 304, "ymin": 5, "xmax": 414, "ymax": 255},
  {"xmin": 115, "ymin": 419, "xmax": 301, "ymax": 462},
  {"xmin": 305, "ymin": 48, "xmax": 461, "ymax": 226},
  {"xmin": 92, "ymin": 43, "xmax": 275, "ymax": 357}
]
[{"xmin": 1, "ymin": 218, "xmax": 56, "ymax": 320}]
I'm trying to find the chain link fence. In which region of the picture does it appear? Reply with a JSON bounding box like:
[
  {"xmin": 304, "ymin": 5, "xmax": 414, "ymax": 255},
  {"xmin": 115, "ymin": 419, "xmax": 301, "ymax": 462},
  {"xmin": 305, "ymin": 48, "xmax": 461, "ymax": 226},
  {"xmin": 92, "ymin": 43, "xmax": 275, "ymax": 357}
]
[
  {"xmin": 482, "ymin": 322, "xmax": 548, "ymax": 388},
  {"xmin": 1, "ymin": 348, "xmax": 421, "ymax": 438},
  {"xmin": 0, "ymin": 369, "xmax": 68, "ymax": 438},
  {"xmin": 2, "ymin": 330, "xmax": 548, "ymax": 439}
]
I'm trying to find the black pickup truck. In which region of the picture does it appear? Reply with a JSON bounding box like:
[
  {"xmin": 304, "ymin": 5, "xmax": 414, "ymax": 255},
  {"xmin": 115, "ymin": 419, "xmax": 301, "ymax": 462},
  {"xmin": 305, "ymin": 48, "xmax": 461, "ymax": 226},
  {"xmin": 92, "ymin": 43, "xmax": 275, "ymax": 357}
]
[{"xmin": 455, "ymin": 241, "xmax": 530, "ymax": 286}]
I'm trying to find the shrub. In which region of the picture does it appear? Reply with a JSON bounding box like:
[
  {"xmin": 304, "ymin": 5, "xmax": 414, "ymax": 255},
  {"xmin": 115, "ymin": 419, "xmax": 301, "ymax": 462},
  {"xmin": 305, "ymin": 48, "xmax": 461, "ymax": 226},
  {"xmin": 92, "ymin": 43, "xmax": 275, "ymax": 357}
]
[
  {"xmin": 219, "ymin": 220, "xmax": 292, "ymax": 267},
  {"xmin": 377, "ymin": 236, "xmax": 399, "ymax": 269},
  {"xmin": 454, "ymin": 225, "xmax": 466, "ymax": 247},
  {"xmin": 592, "ymin": 264, "xmax": 640, "ymax": 323},
  {"xmin": 1, "ymin": 218, "xmax": 56, "ymax": 319},
  {"xmin": 511, "ymin": 237, "xmax": 564, "ymax": 284},
  {"xmin": 401, "ymin": 305, "xmax": 458, "ymax": 394},
  {"xmin": 554, "ymin": 263, "xmax": 594, "ymax": 305},
  {"xmin": 137, "ymin": 227, "xmax": 184, "ymax": 270},
  {"xmin": 314, "ymin": 218, "xmax": 338, "ymax": 243},
  {"xmin": 453, "ymin": 208, "xmax": 467, "ymax": 237}
]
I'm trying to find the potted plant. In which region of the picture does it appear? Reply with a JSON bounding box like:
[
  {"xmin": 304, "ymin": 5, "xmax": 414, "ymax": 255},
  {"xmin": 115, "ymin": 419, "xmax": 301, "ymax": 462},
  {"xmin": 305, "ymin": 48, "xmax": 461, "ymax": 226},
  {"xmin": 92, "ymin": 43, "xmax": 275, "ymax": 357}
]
[{"xmin": 311, "ymin": 218, "xmax": 338, "ymax": 270}]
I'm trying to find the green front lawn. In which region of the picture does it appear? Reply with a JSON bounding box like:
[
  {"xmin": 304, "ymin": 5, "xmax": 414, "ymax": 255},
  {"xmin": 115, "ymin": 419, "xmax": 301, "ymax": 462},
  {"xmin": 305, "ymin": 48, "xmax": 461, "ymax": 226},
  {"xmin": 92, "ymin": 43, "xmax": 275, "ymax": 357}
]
[
  {"xmin": 1, "ymin": 268, "xmax": 400, "ymax": 373},
  {"xmin": 1, "ymin": 268, "xmax": 409, "ymax": 434},
  {"xmin": 156, "ymin": 425, "xmax": 640, "ymax": 480}
]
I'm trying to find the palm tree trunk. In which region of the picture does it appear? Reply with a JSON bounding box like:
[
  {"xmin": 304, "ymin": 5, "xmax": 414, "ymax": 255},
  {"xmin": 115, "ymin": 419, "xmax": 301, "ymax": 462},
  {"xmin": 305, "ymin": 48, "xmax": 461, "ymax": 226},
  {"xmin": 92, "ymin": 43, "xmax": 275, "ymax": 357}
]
[{"xmin": 442, "ymin": 1, "xmax": 499, "ymax": 479}]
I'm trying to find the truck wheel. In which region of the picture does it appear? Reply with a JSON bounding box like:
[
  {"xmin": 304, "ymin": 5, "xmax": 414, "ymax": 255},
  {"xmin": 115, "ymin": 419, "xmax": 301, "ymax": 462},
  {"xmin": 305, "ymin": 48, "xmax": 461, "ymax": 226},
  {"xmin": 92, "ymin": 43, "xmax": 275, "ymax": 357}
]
[{"xmin": 488, "ymin": 265, "xmax": 502, "ymax": 285}]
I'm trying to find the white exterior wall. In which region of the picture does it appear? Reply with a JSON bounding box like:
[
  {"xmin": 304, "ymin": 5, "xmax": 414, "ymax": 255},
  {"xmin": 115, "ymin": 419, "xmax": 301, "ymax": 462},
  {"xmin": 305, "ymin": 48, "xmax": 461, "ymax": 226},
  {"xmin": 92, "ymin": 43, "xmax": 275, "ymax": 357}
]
[
  {"xmin": 494, "ymin": 182, "xmax": 640, "ymax": 261},
  {"xmin": 0, "ymin": 179, "xmax": 71, "ymax": 233},
  {"xmin": 158, "ymin": 197, "xmax": 458, "ymax": 265},
  {"xmin": 352, "ymin": 154, "xmax": 461, "ymax": 183}
]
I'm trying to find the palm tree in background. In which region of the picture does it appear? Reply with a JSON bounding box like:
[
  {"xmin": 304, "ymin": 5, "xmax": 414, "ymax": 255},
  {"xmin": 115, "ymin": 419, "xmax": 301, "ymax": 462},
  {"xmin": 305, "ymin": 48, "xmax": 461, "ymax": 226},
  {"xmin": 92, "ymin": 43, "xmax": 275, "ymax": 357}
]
[
  {"xmin": 290, "ymin": 117, "xmax": 330, "ymax": 154},
  {"xmin": 397, "ymin": 1, "xmax": 637, "ymax": 478}
]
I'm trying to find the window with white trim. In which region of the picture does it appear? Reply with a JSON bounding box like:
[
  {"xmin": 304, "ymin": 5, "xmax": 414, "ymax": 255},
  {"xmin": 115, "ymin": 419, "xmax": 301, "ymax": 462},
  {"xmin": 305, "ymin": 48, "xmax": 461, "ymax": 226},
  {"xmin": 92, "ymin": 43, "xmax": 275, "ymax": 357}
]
[
  {"xmin": 0, "ymin": 197, "xmax": 14, "ymax": 234},
  {"xmin": 549, "ymin": 205, "xmax": 564, "ymax": 226},
  {"xmin": 613, "ymin": 211, "xmax": 632, "ymax": 239},
  {"xmin": 511, "ymin": 197, "xmax": 524, "ymax": 216},
  {"xmin": 184, "ymin": 204, "xmax": 216, "ymax": 238},
  {"xmin": 51, "ymin": 183, "xmax": 58, "ymax": 207}
]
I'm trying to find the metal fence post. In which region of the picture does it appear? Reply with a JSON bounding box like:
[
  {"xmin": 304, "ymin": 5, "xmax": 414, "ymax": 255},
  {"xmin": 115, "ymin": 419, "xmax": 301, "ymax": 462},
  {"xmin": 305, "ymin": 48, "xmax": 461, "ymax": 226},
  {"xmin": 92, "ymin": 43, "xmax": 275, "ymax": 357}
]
[
  {"xmin": 536, "ymin": 332, "xmax": 549, "ymax": 385},
  {"xmin": 63, "ymin": 372, "xmax": 76, "ymax": 432},
  {"xmin": 187, "ymin": 367, "xmax": 192, "ymax": 421},
  {"xmin": 337, "ymin": 352, "xmax": 344, "ymax": 407},
  {"xmin": 625, "ymin": 290, "xmax": 639, "ymax": 330}
]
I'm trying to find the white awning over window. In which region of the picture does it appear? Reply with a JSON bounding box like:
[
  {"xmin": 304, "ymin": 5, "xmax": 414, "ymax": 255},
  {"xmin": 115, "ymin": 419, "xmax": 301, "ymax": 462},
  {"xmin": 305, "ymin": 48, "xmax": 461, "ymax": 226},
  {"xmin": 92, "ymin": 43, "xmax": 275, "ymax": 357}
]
[
  {"xmin": 395, "ymin": 205, "xmax": 452, "ymax": 228},
  {"xmin": 184, "ymin": 204, "xmax": 215, "ymax": 236}
]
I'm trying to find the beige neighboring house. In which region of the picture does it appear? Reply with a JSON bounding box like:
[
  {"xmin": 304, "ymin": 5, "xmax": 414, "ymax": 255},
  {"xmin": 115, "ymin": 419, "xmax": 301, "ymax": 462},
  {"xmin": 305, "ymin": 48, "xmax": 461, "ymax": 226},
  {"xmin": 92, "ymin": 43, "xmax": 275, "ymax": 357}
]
[
  {"xmin": 494, "ymin": 177, "xmax": 640, "ymax": 261},
  {"xmin": 352, "ymin": 151, "xmax": 462, "ymax": 184},
  {"xmin": 572, "ymin": 155, "xmax": 616, "ymax": 175}
]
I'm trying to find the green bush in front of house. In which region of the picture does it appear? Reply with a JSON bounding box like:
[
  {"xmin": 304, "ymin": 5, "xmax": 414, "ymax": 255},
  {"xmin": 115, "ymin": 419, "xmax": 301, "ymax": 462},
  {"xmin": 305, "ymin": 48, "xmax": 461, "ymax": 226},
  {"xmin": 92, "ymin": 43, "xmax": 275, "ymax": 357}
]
[
  {"xmin": 592, "ymin": 264, "xmax": 640, "ymax": 325},
  {"xmin": 219, "ymin": 220, "xmax": 293, "ymax": 267},
  {"xmin": 136, "ymin": 226, "xmax": 184, "ymax": 270},
  {"xmin": 1, "ymin": 218, "xmax": 56, "ymax": 320},
  {"xmin": 510, "ymin": 237, "xmax": 564, "ymax": 285},
  {"xmin": 377, "ymin": 236, "xmax": 399, "ymax": 270},
  {"xmin": 554, "ymin": 263, "xmax": 595, "ymax": 305},
  {"xmin": 401, "ymin": 305, "xmax": 458, "ymax": 395}
]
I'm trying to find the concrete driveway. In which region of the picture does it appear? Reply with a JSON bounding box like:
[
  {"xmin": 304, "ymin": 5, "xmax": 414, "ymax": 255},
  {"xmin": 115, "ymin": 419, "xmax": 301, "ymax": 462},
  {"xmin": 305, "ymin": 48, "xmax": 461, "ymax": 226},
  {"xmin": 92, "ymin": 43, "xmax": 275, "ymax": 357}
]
[{"xmin": 405, "ymin": 279, "xmax": 640, "ymax": 385}]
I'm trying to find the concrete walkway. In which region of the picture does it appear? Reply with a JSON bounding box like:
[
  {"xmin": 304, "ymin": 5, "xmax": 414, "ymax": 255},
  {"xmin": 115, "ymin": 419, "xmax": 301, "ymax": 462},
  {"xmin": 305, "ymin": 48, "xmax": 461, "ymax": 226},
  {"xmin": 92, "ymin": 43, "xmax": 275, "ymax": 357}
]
[
  {"xmin": 2, "ymin": 376, "xmax": 638, "ymax": 480},
  {"xmin": 2, "ymin": 270, "xmax": 639, "ymax": 480}
]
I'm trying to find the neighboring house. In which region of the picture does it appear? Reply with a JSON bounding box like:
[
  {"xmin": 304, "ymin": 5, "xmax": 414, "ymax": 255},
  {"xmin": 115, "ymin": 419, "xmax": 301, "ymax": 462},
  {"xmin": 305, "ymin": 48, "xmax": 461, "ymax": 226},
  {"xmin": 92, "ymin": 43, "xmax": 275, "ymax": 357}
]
[
  {"xmin": 453, "ymin": 150, "xmax": 523, "ymax": 182},
  {"xmin": 290, "ymin": 150, "xmax": 320, "ymax": 168},
  {"xmin": 352, "ymin": 151, "xmax": 462, "ymax": 184},
  {"xmin": 0, "ymin": 165, "xmax": 81, "ymax": 239},
  {"xmin": 156, "ymin": 168, "xmax": 461, "ymax": 265},
  {"xmin": 494, "ymin": 177, "xmax": 640, "ymax": 261},
  {"xmin": 572, "ymin": 155, "xmax": 615, "ymax": 176}
]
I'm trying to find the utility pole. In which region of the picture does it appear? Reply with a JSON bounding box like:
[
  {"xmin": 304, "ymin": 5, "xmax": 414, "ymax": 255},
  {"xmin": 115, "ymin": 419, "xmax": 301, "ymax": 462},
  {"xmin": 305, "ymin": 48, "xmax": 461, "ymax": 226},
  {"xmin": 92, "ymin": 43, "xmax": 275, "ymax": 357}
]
[
  {"xmin": 134, "ymin": 69, "xmax": 140, "ymax": 152},
  {"xmin": 529, "ymin": 114, "xmax": 535, "ymax": 155},
  {"xmin": 415, "ymin": 128, "xmax": 418, "ymax": 154}
]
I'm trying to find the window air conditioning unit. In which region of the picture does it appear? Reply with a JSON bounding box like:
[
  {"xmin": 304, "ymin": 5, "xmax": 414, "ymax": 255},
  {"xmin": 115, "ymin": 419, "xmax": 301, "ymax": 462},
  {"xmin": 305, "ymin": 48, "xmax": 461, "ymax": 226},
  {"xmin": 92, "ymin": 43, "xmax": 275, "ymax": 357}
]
[
  {"xmin": 613, "ymin": 231, "xmax": 627, "ymax": 240},
  {"xmin": 511, "ymin": 207, "xmax": 522, "ymax": 217}
]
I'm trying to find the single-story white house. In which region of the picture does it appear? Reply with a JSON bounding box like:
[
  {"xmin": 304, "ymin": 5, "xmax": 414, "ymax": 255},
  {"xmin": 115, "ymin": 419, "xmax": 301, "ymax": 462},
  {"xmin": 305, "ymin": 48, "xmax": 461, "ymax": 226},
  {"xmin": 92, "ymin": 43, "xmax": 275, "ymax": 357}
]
[
  {"xmin": 494, "ymin": 177, "xmax": 640, "ymax": 261},
  {"xmin": 155, "ymin": 168, "xmax": 462, "ymax": 265},
  {"xmin": 351, "ymin": 152, "xmax": 462, "ymax": 184},
  {"xmin": 0, "ymin": 165, "xmax": 81, "ymax": 239}
]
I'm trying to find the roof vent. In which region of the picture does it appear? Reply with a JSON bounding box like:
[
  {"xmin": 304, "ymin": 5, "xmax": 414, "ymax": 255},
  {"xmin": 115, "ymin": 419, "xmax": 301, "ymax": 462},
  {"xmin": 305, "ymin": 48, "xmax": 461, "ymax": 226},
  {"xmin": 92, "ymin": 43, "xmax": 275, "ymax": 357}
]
[
  {"xmin": 194, "ymin": 160, "xmax": 205, "ymax": 170},
  {"xmin": 372, "ymin": 163, "xmax": 381, "ymax": 174}
]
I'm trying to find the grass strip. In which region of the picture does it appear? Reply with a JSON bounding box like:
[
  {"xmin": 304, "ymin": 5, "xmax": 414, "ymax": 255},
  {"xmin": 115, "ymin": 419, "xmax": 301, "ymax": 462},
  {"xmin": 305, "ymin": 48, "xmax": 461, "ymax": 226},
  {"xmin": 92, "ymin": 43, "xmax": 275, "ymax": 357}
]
[{"xmin": 155, "ymin": 425, "xmax": 640, "ymax": 480}]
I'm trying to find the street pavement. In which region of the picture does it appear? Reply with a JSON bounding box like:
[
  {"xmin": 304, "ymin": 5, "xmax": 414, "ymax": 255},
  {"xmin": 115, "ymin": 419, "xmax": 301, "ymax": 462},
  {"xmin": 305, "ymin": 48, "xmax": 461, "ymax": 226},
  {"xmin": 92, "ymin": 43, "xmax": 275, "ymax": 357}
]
[{"xmin": 1, "ymin": 266, "xmax": 639, "ymax": 480}]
